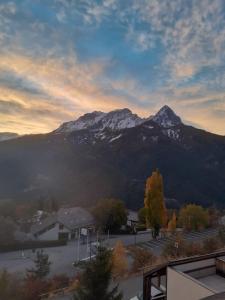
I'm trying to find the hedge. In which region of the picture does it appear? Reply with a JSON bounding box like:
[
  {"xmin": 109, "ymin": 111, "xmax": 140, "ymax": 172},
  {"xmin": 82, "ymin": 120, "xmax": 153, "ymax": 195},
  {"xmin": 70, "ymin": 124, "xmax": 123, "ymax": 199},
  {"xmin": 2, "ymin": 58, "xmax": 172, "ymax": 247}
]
[{"xmin": 0, "ymin": 239, "xmax": 67, "ymax": 253}]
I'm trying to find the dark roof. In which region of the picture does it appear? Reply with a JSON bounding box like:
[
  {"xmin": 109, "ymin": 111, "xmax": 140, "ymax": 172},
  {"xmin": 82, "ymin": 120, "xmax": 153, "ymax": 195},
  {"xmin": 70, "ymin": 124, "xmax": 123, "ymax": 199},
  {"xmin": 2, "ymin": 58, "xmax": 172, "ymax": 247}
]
[
  {"xmin": 57, "ymin": 207, "xmax": 95, "ymax": 230},
  {"xmin": 30, "ymin": 214, "xmax": 57, "ymax": 235},
  {"xmin": 31, "ymin": 207, "xmax": 95, "ymax": 235},
  {"xmin": 201, "ymin": 292, "xmax": 225, "ymax": 299}
]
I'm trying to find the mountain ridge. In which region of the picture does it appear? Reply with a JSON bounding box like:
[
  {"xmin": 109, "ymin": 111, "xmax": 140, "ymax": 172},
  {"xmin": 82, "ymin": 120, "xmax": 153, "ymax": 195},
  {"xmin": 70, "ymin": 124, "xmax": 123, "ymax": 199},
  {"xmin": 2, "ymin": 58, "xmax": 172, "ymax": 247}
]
[
  {"xmin": 0, "ymin": 105, "xmax": 225, "ymax": 210},
  {"xmin": 55, "ymin": 105, "xmax": 182, "ymax": 134}
]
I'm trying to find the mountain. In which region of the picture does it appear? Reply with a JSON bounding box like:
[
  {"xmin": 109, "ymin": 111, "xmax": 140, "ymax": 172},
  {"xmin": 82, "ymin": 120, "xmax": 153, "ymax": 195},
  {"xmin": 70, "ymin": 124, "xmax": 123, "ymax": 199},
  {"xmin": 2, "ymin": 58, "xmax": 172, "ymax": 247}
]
[
  {"xmin": 55, "ymin": 108, "xmax": 145, "ymax": 133},
  {"xmin": 0, "ymin": 105, "xmax": 225, "ymax": 209},
  {"xmin": 0, "ymin": 132, "xmax": 19, "ymax": 142},
  {"xmin": 152, "ymin": 105, "xmax": 182, "ymax": 128}
]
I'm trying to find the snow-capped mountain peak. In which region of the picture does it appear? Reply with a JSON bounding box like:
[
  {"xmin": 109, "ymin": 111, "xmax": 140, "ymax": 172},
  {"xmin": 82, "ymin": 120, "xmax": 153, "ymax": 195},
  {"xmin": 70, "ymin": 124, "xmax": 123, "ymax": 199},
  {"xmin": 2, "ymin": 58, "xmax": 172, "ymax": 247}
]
[
  {"xmin": 56, "ymin": 111, "xmax": 106, "ymax": 132},
  {"xmin": 152, "ymin": 105, "xmax": 182, "ymax": 128},
  {"xmin": 100, "ymin": 108, "xmax": 143, "ymax": 130},
  {"xmin": 56, "ymin": 108, "xmax": 143, "ymax": 133},
  {"xmin": 55, "ymin": 105, "xmax": 182, "ymax": 133}
]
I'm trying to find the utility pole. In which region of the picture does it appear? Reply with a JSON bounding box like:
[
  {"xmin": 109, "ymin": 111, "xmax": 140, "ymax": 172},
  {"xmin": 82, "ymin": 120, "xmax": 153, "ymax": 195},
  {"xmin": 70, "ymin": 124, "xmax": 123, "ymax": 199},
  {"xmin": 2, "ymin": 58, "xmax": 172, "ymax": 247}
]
[
  {"xmin": 86, "ymin": 229, "xmax": 89, "ymax": 256},
  {"xmin": 107, "ymin": 230, "xmax": 110, "ymax": 247},
  {"xmin": 77, "ymin": 228, "xmax": 80, "ymax": 262}
]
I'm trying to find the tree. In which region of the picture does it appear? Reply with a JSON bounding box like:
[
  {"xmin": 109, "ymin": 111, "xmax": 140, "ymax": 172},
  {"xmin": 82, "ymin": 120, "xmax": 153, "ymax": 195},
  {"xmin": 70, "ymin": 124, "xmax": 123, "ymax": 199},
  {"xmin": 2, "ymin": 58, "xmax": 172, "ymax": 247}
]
[
  {"xmin": 0, "ymin": 216, "xmax": 15, "ymax": 245},
  {"xmin": 112, "ymin": 240, "xmax": 128, "ymax": 278},
  {"xmin": 74, "ymin": 246, "xmax": 123, "ymax": 300},
  {"xmin": 138, "ymin": 207, "xmax": 147, "ymax": 224},
  {"xmin": 0, "ymin": 270, "xmax": 23, "ymax": 300},
  {"xmin": 144, "ymin": 169, "xmax": 167, "ymax": 238},
  {"xmin": 27, "ymin": 249, "xmax": 51, "ymax": 279},
  {"xmin": 178, "ymin": 204, "xmax": 209, "ymax": 231},
  {"xmin": 167, "ymin": 211, "xmax": 177, "ymax": 233},
  {"xmin": 92, "ymin": 199, "xmax": 127, "ymax": 233}
]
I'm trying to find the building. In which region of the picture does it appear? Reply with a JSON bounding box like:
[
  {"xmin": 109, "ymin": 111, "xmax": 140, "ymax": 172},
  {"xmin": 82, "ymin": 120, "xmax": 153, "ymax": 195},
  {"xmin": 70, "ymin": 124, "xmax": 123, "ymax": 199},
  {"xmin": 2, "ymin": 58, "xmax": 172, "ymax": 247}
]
[
  {"xmin": 143, "ymin": 251, "xmax": 225, "ymax": 300},
  {"xmin": 127, "ymin": 210, "xmax": 139, "ymax": 228},
  {"xmin": 31, "ymin": 207, "xmax": 95, "ymax": 241}
]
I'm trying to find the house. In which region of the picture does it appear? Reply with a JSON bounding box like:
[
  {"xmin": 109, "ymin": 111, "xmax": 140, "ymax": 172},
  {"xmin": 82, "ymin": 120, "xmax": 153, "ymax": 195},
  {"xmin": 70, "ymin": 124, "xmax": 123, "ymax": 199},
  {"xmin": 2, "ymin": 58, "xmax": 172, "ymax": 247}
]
[
  {"xmin": 143, "ymin": 251, "xmax": 225, "ymax": 300},
  {"xmin": 127, "ymin": 210, "xmax": 139, "ymax": 227},
  {"xmin": 31, "ymin": 207, "xmax": 95, "ymax": 241}
]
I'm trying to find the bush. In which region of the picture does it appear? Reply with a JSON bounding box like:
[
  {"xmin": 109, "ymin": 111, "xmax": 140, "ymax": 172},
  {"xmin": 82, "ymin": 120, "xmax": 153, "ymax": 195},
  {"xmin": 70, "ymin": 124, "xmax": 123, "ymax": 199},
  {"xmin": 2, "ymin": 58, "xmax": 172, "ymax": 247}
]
[
  {"xmin": 0, "ymin": 239, "xmax": 67, "ymax": 253},
  {"xmin": 135, "ymin": 224, "xmax": 147, "ymax": 232},
  {"xmin": 163, "ymin": 235, "xmax": 223, "ymax": 259},
  {"xmin": 49, "ymin": 274, "xmax": 69, "ymax": 291},
  {"xmin": 129, "ymin": 246, "xmax": 155, "ymax": 272},
  {"xmin": 202, "ymin": 237, "xmax": 221, "ymax": 254},
  {"xmin": 23, "ymin": 276, "xmax": 50, "ymax": 300},
  {"xmin": 138, "ymin": 207, "xmax": 147, "ymax": 224},
  {"xmin": 0, "ymin": 270, "xmax": 24, "ymax": 300},
  {"xmin": 162, "ymin": 233, "xmax": 203, "ymax": 258}
]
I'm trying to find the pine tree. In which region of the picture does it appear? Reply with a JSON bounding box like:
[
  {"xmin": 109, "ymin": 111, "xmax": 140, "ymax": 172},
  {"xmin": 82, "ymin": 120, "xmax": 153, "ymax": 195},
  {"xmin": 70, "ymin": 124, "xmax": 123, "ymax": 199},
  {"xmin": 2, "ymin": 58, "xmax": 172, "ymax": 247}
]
[
  {"xmin": 144, "ymin": 169, "xmax": 167, "ymax": 238},
  {"xmin": 112, "ymin": 240, "xmax": 128, "ymax": 278},
  {"xmin": 27, "ymin": 249, "xmax": 51, "ymax": 279},
  {"xmin": 74, "ymin": 246, "xmax": 123, "ymax": 300}
]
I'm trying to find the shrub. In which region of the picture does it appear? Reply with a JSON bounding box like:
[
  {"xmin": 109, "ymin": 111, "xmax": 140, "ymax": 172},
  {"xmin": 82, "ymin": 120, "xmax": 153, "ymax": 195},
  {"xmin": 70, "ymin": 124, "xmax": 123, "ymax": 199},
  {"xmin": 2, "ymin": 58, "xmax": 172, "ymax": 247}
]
[
  {"xmin": 202, "ymin": 237, "xmax": 221, "ymax": 254},
  {"xmin": 129, "ymin": 246, "xmax": 155, "ymax": 272},
  {"xmin": 112, "ymin": 240, "xmax": 128, "ymax": 278},
  {"xmin": 50, "ymin": 274, "xmax": 69, "ymax": 291}
]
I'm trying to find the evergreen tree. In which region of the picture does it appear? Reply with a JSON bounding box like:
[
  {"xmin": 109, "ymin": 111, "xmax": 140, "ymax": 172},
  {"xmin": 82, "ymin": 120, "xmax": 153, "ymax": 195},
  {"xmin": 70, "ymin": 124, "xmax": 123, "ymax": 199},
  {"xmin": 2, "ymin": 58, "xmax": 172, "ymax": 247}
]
[
  {"xmin": 27, "ymin": 249, "xmax": 51, "ymax": 279},
  {"xmin": 144, "ymin": 169, "xmax": 167, "ymax": 238},
  {"xmin": 74, "ymin": 246, "xmax": 122, "ymax": 300}
]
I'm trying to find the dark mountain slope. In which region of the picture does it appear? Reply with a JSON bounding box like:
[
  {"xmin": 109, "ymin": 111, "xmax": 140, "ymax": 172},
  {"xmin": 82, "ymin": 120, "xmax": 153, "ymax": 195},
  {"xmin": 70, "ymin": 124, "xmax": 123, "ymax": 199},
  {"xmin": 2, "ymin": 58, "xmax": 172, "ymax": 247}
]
[{"xmin": 0, "ymin": 106, "xmax": 225, "ymax": 209}]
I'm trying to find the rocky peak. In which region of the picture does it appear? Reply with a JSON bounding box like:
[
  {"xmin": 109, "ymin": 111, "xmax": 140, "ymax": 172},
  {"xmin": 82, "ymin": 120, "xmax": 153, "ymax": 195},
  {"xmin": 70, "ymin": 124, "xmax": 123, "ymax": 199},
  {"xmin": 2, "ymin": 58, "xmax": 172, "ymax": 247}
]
[
  {"xmin": 152, "ymin": 105, "xmax": 182, "ymax": 128},
  {"xmin": 55, "ymin": 105, "xmax": 182, "ymax": 133}
]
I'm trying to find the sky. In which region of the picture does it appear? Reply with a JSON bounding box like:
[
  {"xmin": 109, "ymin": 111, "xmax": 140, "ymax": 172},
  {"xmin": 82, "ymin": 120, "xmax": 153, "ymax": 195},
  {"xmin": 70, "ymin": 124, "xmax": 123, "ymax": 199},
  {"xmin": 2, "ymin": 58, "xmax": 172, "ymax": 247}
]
[{"xmin": 0, "ymin": 0, "xmax": 225, "ymax": 135}]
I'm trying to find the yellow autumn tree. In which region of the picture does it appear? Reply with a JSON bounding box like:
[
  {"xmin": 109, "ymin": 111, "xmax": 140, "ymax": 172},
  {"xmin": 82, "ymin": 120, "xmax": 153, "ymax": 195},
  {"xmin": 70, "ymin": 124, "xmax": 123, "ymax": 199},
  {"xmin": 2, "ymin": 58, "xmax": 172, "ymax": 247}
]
[
  {"xmin": 178, "ymin": 204, "xmax": 209, "ymax": 231},
  {"xmin": 112, "ymin": 240, "xmax": 128, "ymax": 279},
  {"xmin": 168, "ymin": 211, "xmax": 177, "ymax": 233},
  {"xmin": 144, "ymin": 169, "xmax": 167, "ymax": 238}
]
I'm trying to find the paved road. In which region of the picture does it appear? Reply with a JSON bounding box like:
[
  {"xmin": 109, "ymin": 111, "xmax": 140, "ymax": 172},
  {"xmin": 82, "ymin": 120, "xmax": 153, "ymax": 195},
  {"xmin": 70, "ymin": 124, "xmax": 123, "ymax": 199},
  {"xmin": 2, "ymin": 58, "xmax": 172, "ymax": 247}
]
[
  {"xmin": 138, "ymin": 228, "xmax": 219, "ymax": 255},
  {"xmin": 0, "ymin": 228, "xmax": 219, "ymax": 277},
  {"xmin": 0, "ymin": 232, "xmax": 152, "ymax": 277}
]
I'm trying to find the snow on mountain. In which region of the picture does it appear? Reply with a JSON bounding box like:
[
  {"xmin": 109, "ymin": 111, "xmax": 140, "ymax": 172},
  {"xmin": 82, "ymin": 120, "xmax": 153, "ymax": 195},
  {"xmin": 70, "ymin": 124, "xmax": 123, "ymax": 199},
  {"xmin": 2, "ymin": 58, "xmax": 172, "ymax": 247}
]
[
  {"xmin": 56, "ymin": 108, "xmax": 143, "ymax": 133},
  {"xmin": 162, "ymin": 128, "xmax": 181, "ymax": 140},
  {"xmin": 56, "ymin": 111, "xmax": 106, "ymax": 133},
  {"xmin": 99, "ymin": 108, "xmax": 143, "ymax": 130},
  {"xmin": 0, "ymin": 132, "xmax": 19, "ymax": 142},
  {"xmin": 55, "ymin": 105, "xmax": 182, "ymax": 133},
  {"xmin": 152, "ymin": 105, "xmax": 182, "ymax": 128}
]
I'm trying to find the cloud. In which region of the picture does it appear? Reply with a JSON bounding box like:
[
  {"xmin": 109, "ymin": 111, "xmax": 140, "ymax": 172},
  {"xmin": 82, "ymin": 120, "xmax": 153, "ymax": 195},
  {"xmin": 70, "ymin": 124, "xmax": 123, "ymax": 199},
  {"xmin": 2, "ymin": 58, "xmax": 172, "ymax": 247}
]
[
  {"xmin": 0, "ymin": 49, "xmax": 147, "ymax": 133},
  {"xmin": 0, "ymin": 0, "xmax": 224, "ymax": 135},
  {"xmin": 124, "ymin": 0, "xmax": 225, "ymax": 82}
]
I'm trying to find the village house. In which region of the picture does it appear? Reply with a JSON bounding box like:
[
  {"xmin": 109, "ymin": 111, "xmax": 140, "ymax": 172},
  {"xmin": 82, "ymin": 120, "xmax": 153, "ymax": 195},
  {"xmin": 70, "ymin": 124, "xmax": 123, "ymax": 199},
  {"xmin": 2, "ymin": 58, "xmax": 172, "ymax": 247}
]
[{"xmin": 31, "ymin": 207, "xmax": 95, "ymax": 241}]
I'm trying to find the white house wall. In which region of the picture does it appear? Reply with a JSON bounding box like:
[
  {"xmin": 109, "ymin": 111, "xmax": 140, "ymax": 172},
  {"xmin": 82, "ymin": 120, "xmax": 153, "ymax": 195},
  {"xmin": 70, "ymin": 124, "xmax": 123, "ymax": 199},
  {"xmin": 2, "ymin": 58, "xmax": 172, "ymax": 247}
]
[{"xmin": 37, "ymin": 223, "xmax": 70, "ymax": 240}]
